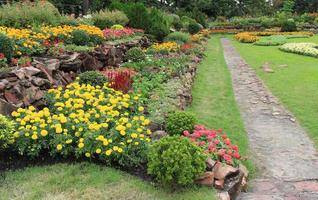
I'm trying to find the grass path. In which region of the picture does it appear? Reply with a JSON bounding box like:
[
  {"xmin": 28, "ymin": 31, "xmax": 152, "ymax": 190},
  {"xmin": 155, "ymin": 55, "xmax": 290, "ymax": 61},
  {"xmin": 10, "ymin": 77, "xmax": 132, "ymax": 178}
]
[
  {"xmin": 187, "ymin": 36, "xmax": 255, "ymax": 175},
  {"xmin": 231, "ymin": 35, "xmax": 318, "ymax": 148}
]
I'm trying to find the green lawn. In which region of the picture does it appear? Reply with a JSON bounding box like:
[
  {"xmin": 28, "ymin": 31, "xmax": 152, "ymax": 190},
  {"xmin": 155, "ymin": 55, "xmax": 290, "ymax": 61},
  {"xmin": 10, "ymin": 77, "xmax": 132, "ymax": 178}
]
[
  {"xmin": 187, "ymin": 36, "xmax": 255, "ymax": 176},
  {"xmin": 231, "ymin": 35, "xmax": 318, "ymax": 148},
  {"xmin": 0, "ymin": 162, "xmax": 215, "ymax": 200}
]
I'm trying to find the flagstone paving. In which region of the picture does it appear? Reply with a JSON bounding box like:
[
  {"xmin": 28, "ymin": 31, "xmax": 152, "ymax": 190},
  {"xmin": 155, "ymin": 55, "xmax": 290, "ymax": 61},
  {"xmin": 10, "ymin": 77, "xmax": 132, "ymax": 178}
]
[{"xmin": 221, "ymin": 38, "xmax": 318, "ymax": 200}]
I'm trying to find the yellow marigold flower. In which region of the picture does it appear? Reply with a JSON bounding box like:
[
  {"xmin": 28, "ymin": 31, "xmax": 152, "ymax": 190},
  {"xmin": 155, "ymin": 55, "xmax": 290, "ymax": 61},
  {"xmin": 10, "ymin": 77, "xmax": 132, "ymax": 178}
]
[
  {"xmin": 120, "ymin": 130, "xmax": 126, "ymax": 136},
  {"xmin": 25, "ymin": 133, "xmax": 30, "ymax": 137},
  {"xmin": 126, "ymin": 123, "xmax": 132, "ymax": 128},
  {"xmin": 105, "ymin": 149, "xmax": 112, "ymax": 156},
  {"xmin": 131, "ymin": 133, "xmax": 137, "ymax": 138},
  {"xmin": 31, "ymin": 134, "xmax": 38, "ymax": 140},
  {"xmin": 78, "ymin": 142, "xmax": 84, "ymax": 148},
  {"xmin": 79, "ymin": 138, "xmax": 84, "ymax": 143},
  {"xmin": 75, "ymin": 132, "xmax": 81, "ymax": 137},
  {"xmin": 134, "ymin": 142, "xmax": 139, "ymax": 145},
  {"xmin": 118, "ymin": 148, "xmax": 123, "ymax": 153},
  {"xmin": 138, "ymin": 106, "xmax": 144, "ymax": 112},
  {"xmin": 57, "ymin": 144, "xmax": 63, "ymax": 151},
  {"xmin": 103, "ymin": 140, "xmax": 109, "ymax": 146},
  {"xmin": 113, "ymin": 146, "xmax": 119, "ymax": 151},
  {"xmin": 40, "ymin": 130, "xmax": 48, "ymax": 137},
  {"xmin": 96, "ymin": 148, "xmax": 102, "ymax": 154},
  {"xmin": 66, "ymin": 139, "xmax": 73, "ymax": 144},
  {"xmin": 55, "ymin": 127, "xmax": 63, "ymax": 134},
  {"xmin": 13, "ymin": 132, "xmax": 20, "ymax": 138},
  {"xmin": 85, "ymin": 152, "xmax": 91, "ymax": 158},
  {"xmin": 127, "ymin": 139, "xmax": 132, "ymax": 143}
]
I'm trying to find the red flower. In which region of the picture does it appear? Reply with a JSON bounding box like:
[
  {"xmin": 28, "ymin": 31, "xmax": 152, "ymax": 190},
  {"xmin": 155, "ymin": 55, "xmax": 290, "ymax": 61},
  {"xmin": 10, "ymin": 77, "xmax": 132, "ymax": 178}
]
[
  {"xmin": 232, "ymin": 145, "xmax": 238, "ymax": 151},
  {"xmin": 183, "ymin": 130, "xmax": 190, "ymax": 136},
  {"xmin": 224, "ymin": 138, "xmax": 231, "ymax": 145},
  {"xmin": 233, "ymin": 152, "xmax": 240, "ymax": 159},
  {"xmin": 218, "ymin": 149, "xmax": 225, "ymax": 156},
  {"xmin": 0, "ymin": 53, "xmax": 5, "ymax": 59},
  {"xmin": 214, "ymin": 139, "xmax": 220, "ymax": 144},
  {"xmin": 221, "ymin": 134, "xmax": 227, "ymax": 139},
  {"xmin": 223, "ymin": 154, "xmax": 232, "ymax": 161}
]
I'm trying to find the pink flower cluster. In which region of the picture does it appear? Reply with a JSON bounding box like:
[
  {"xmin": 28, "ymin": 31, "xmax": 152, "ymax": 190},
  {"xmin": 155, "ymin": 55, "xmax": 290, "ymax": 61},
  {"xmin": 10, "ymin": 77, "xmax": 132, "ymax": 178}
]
[
  {"xmin": 103, "ymin": 28, "xmax": 144, "ymax": 40},
  {"xmin": 183, "ymin": 125, "xmax": 241, "ymax": 166}
]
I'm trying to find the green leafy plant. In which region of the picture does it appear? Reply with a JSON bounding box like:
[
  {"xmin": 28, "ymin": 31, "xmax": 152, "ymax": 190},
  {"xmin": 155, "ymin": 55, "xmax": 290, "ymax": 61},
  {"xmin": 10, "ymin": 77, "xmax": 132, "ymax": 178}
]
[
  {"xmin": 0, "ymin": 114, "xmax": 15, "ymax": 150},
  {"xmin": 71, "ymin": 30, "xmax": 91, "ymax": 46},
  {"xmin": 147, "ymin": 136, "xmax": 206, "ymax": 187},
  {"xmin": 124, "ymin": 47, "xmax": 146, "ymax": 62},
  {"xmin": 166, "ymin": 111, "xmax": 197, "ymax": 136},
  {"xmin": 64, "ymin": 44, "xmax": 95, "ymax": 53},
  {"xmin": 165, "ymin": 32, "xmax": 191, "ymax": 44},
  {"xmin": 92, "ymin": 9, "xmax": 129, "ymax": 29},
  {"xmin": 0, "ymin": 33, "xmax": 14, "ymax": 61},
  {"xmin": 78, "ymin": 71, "xmax": 108, "ymax": 87}
]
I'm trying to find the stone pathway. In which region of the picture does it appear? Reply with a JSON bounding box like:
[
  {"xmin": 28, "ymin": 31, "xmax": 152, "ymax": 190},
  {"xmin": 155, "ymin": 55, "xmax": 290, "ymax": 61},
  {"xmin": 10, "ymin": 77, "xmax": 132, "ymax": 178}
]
[{"xmin": 221, "ymin": 38, "xmax": 318, "ymax": 200}]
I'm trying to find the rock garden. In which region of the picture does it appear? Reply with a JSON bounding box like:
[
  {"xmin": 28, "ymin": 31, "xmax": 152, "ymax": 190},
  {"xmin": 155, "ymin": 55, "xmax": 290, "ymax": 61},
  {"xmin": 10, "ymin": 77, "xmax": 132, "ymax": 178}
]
[{"xmin": 1, "ymin": 1, "xmax": 318, "ymax": 200}]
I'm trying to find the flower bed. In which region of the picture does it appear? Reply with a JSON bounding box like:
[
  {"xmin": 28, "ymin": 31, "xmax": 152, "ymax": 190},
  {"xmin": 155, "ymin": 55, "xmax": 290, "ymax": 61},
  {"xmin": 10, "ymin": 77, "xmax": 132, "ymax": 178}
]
[
  {"xmin": 0, "ymin": 24, "xmax": 104, "ymax": 57},
  {"xmin": 184, "ymin": 125, "xmax": 241, "ymax": 166},
  {"xmin": 235, "ymin": 31, "xmax": 314, "ymax": 43},
  {"xmin": 279, "ymin": 43, "xmax": 318, "ymax": 58},
  {"xmin": 11, "ymin": 81, "xmax": 151, "ymax": 167},
  {"xmin": 103, "ymin": 28, "xmax": 144, "ymax": 40}
]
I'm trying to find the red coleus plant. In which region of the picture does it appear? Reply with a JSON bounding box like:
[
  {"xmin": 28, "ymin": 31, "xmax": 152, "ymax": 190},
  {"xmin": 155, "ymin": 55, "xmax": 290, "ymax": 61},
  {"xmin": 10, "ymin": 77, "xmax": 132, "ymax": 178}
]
[
  {"xmin": 180, "ymin": 43, "xmax": 193, "ymax": 50},
  {"xmin": 101, "ymin": 68, "xmax": 136, "ymax": 93},
  {"xmin": 103, "ymin": 28, "xmax": 144, "ymax": 40},
  {"xmin": 183, "ymin": 125, "xmax": 241, "ymax": 166}
]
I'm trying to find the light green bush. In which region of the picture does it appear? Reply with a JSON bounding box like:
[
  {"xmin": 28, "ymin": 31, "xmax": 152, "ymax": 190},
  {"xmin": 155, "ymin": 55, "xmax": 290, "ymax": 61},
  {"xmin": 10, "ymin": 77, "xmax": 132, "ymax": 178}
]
[
  {"xmin": 148, "ymin": 136, "xmax": 206, "ymax": 187},
  {"xmin": 165, "ymin": 32, "xmax": 191, "ymax": 44},
  {"xmin": 0, "ymin": 114, "xmax": 15, "ymax": 150},
  {"xmin": 0, "ymin": 1, "xmax": 62, "ymax": 28},
  {"xmin": 92, "ymin": 9, "xmax": 129, "ymax": 29}
]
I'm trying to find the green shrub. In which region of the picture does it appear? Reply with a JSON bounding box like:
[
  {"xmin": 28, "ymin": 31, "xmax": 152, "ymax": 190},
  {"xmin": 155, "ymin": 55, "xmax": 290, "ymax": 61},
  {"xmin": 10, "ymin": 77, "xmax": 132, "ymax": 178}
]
[
  {"xmin": 0, "ymin": 114, "xmax": 15, "ymax": 150},
  {"xmin": 92, "ymin": 9, "xmax": 129, "ymax": 29},
  {"xmin": 165, "ymin": 32, "xmax": 191, "ymax": 44},
  {"xmin": 166, "ymin": 111, "xmax": 196, "ymax": 136},
  {"xmin": 125, "ymin": 47, "xmax": 145, "ymax": 62},
  {"xmin": 71, "ymin": 30, "xmax": 90, "ymax": 46},
  {"xmin": 79, "ymin": 71, "xmax": 107, "ymax": 86},
  {"xmin": 111, "ymin": 2, "xmax": 150, "ymax": 31},
  {"xmin": 147, "ymin": 9, "xmax": 170, "ymax": 41},
  {"xmin": 0, "ymin": 1, "xmax": 61, "ymax": 28},
  {"xmin": 148, "ymin": 136, "xmax": 206, "ymax": 187},
  {"xmin": 281, "ymin": 19, "xmax": 297, "ymax": 32},
  {"xmin": 187, "ymin": 22, "xmax": 201, "ymax": 34},
  {"xmin": 181, "ymin": 16, "xmax": 197, "ymax": 28},
  {"xmin": 0, "ymin": 33, "xmax": 14, "ymax": 61}
]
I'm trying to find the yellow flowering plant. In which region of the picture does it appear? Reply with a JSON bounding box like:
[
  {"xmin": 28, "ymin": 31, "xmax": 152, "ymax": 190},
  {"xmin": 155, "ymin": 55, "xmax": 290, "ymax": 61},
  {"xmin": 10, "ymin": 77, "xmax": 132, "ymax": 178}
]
[
  {"xmin": 148, "ymin": 42, "xmax": 180, "ymax": 54},
  {"xmin": 11, "ymin": 81, "xmax": 152, "ymax": 168},
  {"xmin": 0, "ymin": 24, "xmax": 104, "ymax": 57}
]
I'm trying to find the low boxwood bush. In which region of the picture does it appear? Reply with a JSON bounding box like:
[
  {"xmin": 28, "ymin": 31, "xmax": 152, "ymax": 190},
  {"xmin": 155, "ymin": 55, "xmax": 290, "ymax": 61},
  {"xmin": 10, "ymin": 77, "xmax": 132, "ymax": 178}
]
[
  {"xmin": 124, "ymin": 47, "xmax": 146, "ymax": 62},
  {"xmin": 0, "ymin": 33, "xmax": 14, "ymax": 61},
  {"xmin": 0, "ymin": 114, "xmax": 15, "ymax": 150},
  {"xmin": 148, "ymin": 136, "xmax": 206, "ymax": 187},
  {"xmin": 164, "ymin": 32, "xmax": 191, "ymax": 44},
  {"xmin": 92, "ymin": 9, "xmax": 129, "ymax": 29},
  {"xmin": 166, "ymin": 111, "xmax": 197, "ymax": 135},
  {"xmin": 79, "ymin": 71, "xmax": 108, "ymax": 87},
  {"xmin": 71, "ymin": 30, "xmax": 90, "ymax": 46},
  {"xmin": 254, "ymin": 35, "xmax": 287, "ymax": 46},
  {"xmin": 11, "ymin": 82, "xmax": 152, "ymax": 168}
]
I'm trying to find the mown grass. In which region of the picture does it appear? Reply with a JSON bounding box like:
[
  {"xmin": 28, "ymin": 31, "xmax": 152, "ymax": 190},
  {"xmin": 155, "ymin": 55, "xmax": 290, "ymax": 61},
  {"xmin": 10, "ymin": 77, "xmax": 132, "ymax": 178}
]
[
  {"xmin": 0, "ymin": 162, "xmax": 215, "ymax": 200},
  {"xmin": 187, "ymin": 36, "xmax": 256, "ymax": 176},
  {"xmin": 231, "ymin": 35, "xmax": 318, "ymax": 148}
]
